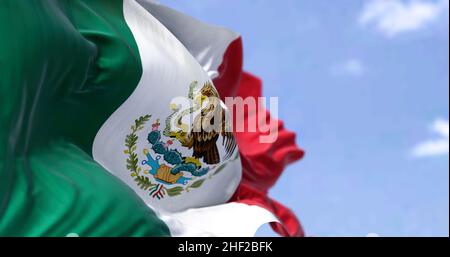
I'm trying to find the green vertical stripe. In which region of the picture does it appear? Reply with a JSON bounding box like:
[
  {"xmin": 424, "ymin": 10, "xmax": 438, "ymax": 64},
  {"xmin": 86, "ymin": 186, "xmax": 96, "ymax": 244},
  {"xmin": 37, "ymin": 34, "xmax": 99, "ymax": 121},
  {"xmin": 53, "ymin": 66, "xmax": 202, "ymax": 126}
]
[{"xmin": 0, "ymin": 0, "xmax": 170, "ymax": 236}]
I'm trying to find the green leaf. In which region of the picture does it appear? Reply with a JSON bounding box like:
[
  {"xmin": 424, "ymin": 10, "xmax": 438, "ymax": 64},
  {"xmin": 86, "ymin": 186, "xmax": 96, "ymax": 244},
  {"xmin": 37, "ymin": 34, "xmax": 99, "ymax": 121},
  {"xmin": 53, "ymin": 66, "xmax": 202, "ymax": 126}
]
[
  {"xmin": 213, "ymin": 164, "xmax": 227, "ymax": 175},
  {"xmin": 189, "ymin": 179, "xmax": 205, "ymax": 189},
  {"xmin": 134, "ymin": 176, "xmax": 154, "ymax": 190},
  {"xmin": 166, "ymin": 186, "xmax": 184, "ymax": 196}
]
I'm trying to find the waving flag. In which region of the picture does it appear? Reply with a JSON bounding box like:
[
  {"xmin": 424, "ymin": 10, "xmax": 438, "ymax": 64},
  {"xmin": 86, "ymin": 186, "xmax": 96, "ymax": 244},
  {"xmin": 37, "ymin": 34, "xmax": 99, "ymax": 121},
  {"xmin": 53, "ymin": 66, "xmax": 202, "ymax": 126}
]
[{"xmin": 0, "ymin": 0, "xmax": 304, "ymax": 237}]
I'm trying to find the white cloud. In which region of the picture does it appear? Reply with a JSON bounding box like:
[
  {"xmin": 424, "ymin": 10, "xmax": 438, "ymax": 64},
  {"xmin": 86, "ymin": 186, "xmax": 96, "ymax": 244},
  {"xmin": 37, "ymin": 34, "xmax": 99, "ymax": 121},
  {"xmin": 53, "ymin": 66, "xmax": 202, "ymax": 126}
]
[
  {"xmin": 359, "ymin": 0, "xmax": 449, "ymax": 37},
  {"xmin": 412, "ymin": 119, "xmax": 449, "ymax": 158},
  {"xmin": 331, "ymin": 58, "xmax": 365, "ymax": 77}
]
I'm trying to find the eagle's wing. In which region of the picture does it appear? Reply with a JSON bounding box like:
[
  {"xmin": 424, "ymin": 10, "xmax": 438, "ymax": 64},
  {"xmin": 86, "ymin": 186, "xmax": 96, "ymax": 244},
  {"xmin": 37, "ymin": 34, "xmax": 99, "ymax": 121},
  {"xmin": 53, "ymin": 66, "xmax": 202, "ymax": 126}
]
[
  {"xmin": 191, "ymin": 96, "xmax": 237, "ymax": 162},
  {"xmin": 221, "ymin": 103, "xmax": 237, "ymax": 160}
]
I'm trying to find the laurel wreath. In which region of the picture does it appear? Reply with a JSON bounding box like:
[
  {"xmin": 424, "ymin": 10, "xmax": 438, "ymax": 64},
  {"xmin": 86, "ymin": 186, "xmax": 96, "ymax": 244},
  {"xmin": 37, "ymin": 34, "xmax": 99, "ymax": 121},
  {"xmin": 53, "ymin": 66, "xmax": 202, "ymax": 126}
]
[
  {"xmin": 124, "ymin": 114, "xmax": 239, "ymax": 199},
  {"xmin": 124, "ymin": 114, "xmax": 158, "ymax": 191}
]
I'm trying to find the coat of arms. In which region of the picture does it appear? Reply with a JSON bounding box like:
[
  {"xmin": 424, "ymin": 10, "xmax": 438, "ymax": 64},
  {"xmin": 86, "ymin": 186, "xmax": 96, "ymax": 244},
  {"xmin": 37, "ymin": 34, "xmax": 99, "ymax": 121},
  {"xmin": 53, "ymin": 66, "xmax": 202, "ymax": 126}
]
[{"xmin": 123, "ymin": 81, "xmax": 238, "ymax": 199}]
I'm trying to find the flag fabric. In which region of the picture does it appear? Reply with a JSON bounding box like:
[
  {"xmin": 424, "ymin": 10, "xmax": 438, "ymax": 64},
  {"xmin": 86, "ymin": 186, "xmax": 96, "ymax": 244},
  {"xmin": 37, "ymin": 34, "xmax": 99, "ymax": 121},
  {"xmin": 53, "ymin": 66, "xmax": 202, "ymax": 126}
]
[{"xmin": 0, "ymin": 0, "xmax": 304, "ymax": 237}]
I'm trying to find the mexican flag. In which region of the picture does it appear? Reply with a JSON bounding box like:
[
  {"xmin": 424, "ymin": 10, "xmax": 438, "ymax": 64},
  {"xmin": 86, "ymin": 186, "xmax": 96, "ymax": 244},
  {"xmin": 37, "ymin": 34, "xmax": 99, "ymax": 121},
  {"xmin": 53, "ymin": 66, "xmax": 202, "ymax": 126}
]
[{"xmin": 0, "ymin": 0, "xmax": 304, "ymax": 237}]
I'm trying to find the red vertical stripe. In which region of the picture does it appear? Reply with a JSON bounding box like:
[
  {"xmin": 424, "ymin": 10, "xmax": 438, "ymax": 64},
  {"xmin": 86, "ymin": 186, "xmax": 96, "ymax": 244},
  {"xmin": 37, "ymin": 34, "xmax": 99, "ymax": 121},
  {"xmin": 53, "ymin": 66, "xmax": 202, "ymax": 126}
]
[{"xmin": 214, "ymin": 38, "xmax": 305, "ymax": 237}]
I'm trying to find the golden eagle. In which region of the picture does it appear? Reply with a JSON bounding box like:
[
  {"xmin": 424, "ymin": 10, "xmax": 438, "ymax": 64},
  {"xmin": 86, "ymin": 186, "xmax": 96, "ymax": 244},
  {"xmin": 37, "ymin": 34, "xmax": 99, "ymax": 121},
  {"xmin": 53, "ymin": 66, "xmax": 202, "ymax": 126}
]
[
  {"xmin": 169, "ymin": 82, "xmax": 237, "ymax": 165},
  {"xmin": 190, "ymin": 82, "xmax": 236, "ymax": 164}
]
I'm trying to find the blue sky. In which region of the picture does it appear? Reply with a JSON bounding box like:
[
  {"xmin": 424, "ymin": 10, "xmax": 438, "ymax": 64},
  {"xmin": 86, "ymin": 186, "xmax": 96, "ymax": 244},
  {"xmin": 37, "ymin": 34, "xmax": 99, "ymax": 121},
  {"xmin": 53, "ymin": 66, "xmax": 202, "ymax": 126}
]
[{"xmin": 159, "ymin": 0, "xmax": 449, "ymax": 236}]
